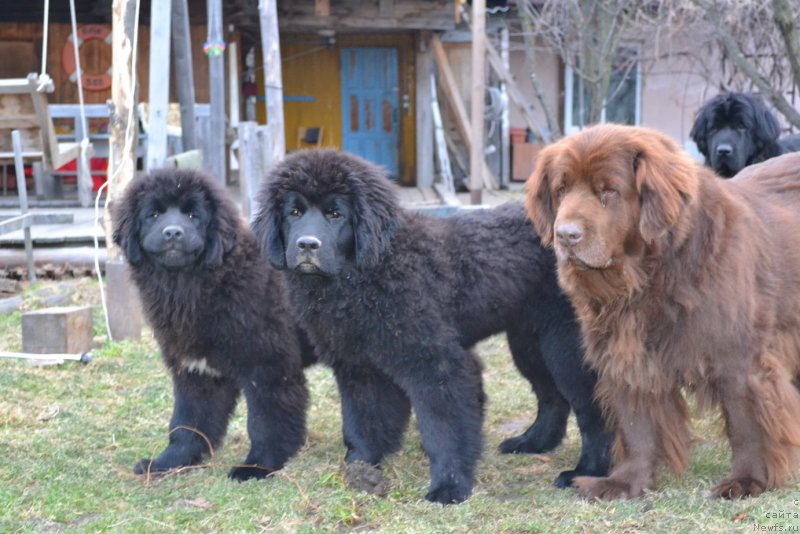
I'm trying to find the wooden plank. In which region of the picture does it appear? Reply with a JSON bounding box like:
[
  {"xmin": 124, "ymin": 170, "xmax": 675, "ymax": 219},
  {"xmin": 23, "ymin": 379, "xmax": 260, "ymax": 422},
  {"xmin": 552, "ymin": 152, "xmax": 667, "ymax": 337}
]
[
  {"xmin": 260, "ymin": 0, "xmax": 286, "ymax": 166},
  {"xmin": 106, "ymin": 0, "xmax": 143, "ymax": 341},
  {"xmin": 206, "ymin": 0, "xmax": 227, "ymax": 184},
  {"xmin": 431, "ymin": 75, "xmax": 456, "ymax": 201},
  {"xmin": 415, "ymin": 32, "xmax": 434, "ymax": 188},
  {"xmin": 172, "ymin": 0, "xmax": 197, "ymax": 151},
  {"xmin": 469, "ymin": 0, "xmax": 486, "ymax": 204},
  {"xmin": 12, "ymin": 130, "xmax": 35, "ymax": 282},
  {"xmin": 314, "ymin": 0, "xmax": 330, "ymax": 17},
  {"xmin": 237, "ymin": 121, "xmax": 268, "ymax": 220},
  {"xmin": 379, "ymin": 0, "xmax": 393, "ymax": 18},
  {"xmin": 146, "ymin": 0, "xmax": 172, "ymax": 169},
  {"xmin": 431, "ymin": 34, "xmax": 497, "ymax": 191},
  {"xmin": 499, "ymin": 27, "xmax": 510, "ymax": 188}
]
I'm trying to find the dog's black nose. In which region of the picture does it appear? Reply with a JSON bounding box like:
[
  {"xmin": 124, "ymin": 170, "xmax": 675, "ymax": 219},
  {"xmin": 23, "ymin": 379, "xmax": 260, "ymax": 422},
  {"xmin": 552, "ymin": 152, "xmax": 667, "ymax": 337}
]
[
  {"xmin": 296, "ymin": 235, "xmax": 321, "ymax": 251},
  {"xmin": 716, "ymin": 143, "xmax": 733, "ymax": 156},
  {"xmin": 162, "ymin": 225, "xmax": 184, "ymax": 240},
  {"xmin": 555, "ymin": 223, "xmax": 583, "ymax": 247}
]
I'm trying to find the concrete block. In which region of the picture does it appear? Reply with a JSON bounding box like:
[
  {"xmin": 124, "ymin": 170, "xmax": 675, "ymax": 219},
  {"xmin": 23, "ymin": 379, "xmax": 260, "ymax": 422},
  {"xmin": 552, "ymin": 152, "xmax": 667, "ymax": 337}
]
[{"xmin": 22, "ymin": 305, "xmax": 93, "ymax": 354}]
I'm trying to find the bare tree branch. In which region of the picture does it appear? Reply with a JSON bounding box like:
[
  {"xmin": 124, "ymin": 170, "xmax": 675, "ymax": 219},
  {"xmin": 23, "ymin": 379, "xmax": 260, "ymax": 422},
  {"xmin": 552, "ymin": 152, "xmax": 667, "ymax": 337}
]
[
  {"xmin": 692, "ymin": 0, "xmax": 800, "ymax": 128},
  {"xmin": 772, "ymin": 0, "xmax": 800, "ymax": 93}
]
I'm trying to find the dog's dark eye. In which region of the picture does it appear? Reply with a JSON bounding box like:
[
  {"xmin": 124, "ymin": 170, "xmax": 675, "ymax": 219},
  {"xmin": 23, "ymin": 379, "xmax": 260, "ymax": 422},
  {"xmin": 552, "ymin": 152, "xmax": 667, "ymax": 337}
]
[
  {"xmin": 151, "ymin": 211, "xmax": 160, "ymax": 219},
  {"xmin": 328, "ymin": 209, "xmax": 342, "ymax": 219},
  {"xmin": 187, "ymin": 212, "xmax": 195, "ymax": 219},
  {"xmin": 555, "ymin": 186, "xmax": 566, "ymax": 201},
  {"xmin": 735, "ymin": 122, "xmax": 746, "ymax": 130},
  {"xmin": 599, "ymin": 189, "xmax": 618, "ymax": 207},
  {"xmin": 289, "ymin": 207, "xmax": 302, "ymax": 217}
]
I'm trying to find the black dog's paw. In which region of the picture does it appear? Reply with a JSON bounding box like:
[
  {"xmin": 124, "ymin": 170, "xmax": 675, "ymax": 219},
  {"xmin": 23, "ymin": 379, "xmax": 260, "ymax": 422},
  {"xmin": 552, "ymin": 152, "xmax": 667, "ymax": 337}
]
[
  {"xmin": 425, "ymin": 481, "xmax": 471, "ymax": 505},
  {"xmin": 344, "ymin": 460, "xmax": 389, "ymax": 496},
  {"xmin": 498, "ymin": 429, "xmax": 562, "ymax": 455},
  {"xmin": 228, "ymin": 465, "xmax": 274, "ymax": 481},
  {"xmin": 133, "ymin": 458, "xmax": 171, "ymax": 476},
  {"xmin": 554, "ymin": 469, "xmax": 579, "ymax": 488}
]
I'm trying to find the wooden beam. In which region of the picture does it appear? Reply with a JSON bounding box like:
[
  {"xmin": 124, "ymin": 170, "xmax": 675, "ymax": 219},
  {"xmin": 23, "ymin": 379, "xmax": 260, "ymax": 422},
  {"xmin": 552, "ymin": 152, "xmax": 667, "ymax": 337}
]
[
  {"xmin": 107, "ymin": 0, "xmax": 142, "ymax": 341},
  {"xmin": 499, "ymin": 27, "xmax": 510, "ymax": 188},
  {"xmin": 469, "ymin": 0, "xmax": 486, "ymax": 204},
  {"xmin": 431, "ymin": 34, "xmax": 497, "ymax": 189},
  {"xmin": 260, "ymin": 0, "xmax": 286, "ymax": 164},
  {"xmin": 415, "ymin": 32, "xmax": 434, "ymax": 188},
  {"xmin": 314, "ymin": 0, "xmax": 330, "ymax": 17},
  {"xmin": 206, "ymin": 0, "xmax": 226, "ymax": 183},
  {"xmin": 379, "ymin": 0, "xmax": 393, "ymax": 18},
  {"xmin": 172, "ymin": 0, "xmax": 196, "ymax": 151},
  {"xmin": 146, "ymin": 0, "xmax": 172, "ymax": 169}
]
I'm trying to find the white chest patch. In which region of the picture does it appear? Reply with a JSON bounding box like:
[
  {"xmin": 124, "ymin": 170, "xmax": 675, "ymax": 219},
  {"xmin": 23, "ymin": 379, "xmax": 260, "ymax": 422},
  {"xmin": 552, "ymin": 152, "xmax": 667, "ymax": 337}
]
[{"xmin": 182, "ymin": 358, "xmax": 223, "ymax": 377}]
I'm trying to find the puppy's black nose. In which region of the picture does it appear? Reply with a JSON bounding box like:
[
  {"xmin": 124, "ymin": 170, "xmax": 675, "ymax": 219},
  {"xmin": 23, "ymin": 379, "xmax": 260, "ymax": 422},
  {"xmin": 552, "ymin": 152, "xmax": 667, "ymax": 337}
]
[
  {"xmin": 162, "ymin": 225, "xmax": 184, "ymax": 240},
  {"xmin": 716, "ymin": 143, "xmax": 733, "ymax": 156},
  {"xmin": 296, "ymin": 235, "xmax": 321, "ymax": 251},
  {"xmin": 555, "ymin": 223, "xmax": 583, "ymax": 247}
]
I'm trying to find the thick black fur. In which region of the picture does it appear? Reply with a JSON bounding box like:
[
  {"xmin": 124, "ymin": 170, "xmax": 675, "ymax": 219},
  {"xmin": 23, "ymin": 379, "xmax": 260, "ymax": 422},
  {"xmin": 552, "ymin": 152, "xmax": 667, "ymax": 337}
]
[
  {"xmin": 113, "ymin": 168, "xmax": 312, "ymax": 481},
  {"xmin": 690, "ymin": 92, "xmax": 800, "ymax": 177},
  {"xmin": 252, "ymin": 150, "xmax": 612, "ymax": 504}
]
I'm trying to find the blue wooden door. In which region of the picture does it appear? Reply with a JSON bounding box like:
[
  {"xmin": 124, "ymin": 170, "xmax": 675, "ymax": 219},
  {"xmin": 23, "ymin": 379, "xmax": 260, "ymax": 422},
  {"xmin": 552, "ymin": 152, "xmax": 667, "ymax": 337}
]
[{"xmin": 340, "ymin": 48, "xmax": 400, "ymax": 178}]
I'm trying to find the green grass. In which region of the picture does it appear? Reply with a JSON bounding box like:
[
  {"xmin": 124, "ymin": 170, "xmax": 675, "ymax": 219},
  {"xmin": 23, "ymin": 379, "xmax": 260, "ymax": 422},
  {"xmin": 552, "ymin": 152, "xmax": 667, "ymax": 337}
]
[{"xmin": 1, "ymin": 280, "xmax": 799, "ymax": 532}]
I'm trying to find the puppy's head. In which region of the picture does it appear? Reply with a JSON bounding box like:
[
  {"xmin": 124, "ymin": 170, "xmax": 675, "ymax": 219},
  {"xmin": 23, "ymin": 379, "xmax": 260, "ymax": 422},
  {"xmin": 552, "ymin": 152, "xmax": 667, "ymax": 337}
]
[
  {"xmin": 252, "ymin": 150, "xmax": 400, "ymax": 277},
  {"xmin": 113, "ymin": 169, "xmax": 238, "ymax": 270}
]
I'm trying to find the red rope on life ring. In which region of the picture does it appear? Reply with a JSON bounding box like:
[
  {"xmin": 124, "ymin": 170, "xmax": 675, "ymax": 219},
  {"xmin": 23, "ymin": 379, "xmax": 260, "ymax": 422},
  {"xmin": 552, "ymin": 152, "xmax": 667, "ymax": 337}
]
[{"xmin": 62, "ymin": 24, "xmax": 113, "ymax": 92}]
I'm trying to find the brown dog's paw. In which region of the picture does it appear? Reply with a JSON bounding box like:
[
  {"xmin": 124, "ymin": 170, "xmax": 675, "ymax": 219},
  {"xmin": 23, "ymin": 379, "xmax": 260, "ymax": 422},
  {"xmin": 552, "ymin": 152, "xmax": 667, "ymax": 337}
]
[
  {"xmin": 710, "ymin": 477, "xmax": 766, "ymax": 499},
  {"xmin": 573, "ymin": 476, "xmax": 641, "ymax": 501},
  {"xmin": 343, "ymin": 460, "xmax": 389, "ymax": 496}
]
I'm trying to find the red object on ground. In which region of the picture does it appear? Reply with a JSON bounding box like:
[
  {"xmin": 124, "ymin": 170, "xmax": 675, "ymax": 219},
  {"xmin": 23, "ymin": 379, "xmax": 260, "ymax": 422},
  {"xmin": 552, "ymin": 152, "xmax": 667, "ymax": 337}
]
[{"xmin": 56, "ymin": 158, "xmax": 108, "ymax": 190}]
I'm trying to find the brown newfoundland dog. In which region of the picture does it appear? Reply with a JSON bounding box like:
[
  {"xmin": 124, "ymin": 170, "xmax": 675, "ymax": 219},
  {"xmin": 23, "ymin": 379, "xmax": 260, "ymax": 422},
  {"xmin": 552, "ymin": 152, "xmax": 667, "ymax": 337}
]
[{"xmin": 525, "ymin": 124, "xmax": 800, "ymax": 500}]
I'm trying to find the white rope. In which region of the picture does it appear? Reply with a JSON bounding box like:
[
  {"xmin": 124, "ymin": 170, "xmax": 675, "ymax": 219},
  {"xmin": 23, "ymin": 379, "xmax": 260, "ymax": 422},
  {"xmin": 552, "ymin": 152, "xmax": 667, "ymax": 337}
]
[
  {"xmin": 37, "ymin": 0, "xmax": 53, "ymax": 92},
  {"xmin": 40, "ymin": 0, "xmax": 50, "ymax": 77},
  {"xmin": 93, "ymin": 0, "xmax": 143, "ymax": 342}
]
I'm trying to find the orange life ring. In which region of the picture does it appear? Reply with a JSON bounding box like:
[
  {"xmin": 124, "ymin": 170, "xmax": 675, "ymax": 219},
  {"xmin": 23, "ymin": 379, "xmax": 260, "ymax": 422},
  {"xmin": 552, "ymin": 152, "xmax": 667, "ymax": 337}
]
[{"xmin": 62, "ymin": 24, "xmax": 113, "ymax": 92}]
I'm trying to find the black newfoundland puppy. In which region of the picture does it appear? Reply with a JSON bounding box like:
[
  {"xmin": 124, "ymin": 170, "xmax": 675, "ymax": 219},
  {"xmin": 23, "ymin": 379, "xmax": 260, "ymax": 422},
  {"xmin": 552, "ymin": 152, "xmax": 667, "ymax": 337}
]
[
  {"xmin": 689, "ymin": 92, "xmax": 800, "ymax": 177},
  {"xmin": 252, "ymin": 150, "xmax": 611, "ymax": 504},
  {"xmin": 113, "ymin": 168, "xmax": 310, "ymax": 481}
]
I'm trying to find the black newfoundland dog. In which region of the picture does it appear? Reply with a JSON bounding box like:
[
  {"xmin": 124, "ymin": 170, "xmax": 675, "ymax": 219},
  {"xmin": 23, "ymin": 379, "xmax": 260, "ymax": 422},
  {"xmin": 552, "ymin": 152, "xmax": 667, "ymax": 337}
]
[
  {"xmin": 689, "ymin": 92, "xmax": 800, "ymax": 177},
  {"xmin": 113, "ymin": 168, "xmax": 311, "ymax": 481},
  {"xmin": 252, "ymin": 150, "xmax": 611, "ymax": 504}
]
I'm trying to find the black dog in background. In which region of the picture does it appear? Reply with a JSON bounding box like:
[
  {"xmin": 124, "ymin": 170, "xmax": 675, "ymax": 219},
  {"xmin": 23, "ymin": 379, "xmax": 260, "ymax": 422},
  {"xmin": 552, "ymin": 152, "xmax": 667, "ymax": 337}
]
[
  {"xmin": 253, "ymin": 150, "xmax": 611, "ymax": 504},
  {"xmin": 113, "ymin": 169, "xmax": 311, "ymax": 481},
  {"xmin": 689, "ymin": 92, "xmax": 800, "ymax": 177}
]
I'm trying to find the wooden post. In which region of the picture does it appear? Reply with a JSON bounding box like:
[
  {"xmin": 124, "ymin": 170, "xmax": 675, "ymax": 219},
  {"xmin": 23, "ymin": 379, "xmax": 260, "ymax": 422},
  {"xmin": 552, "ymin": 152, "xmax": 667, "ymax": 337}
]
[
  {"xmin": 469, "ymin": 0, "xmax": 485, "ymax": 205},
  {"xmin": 207, "ymin": 0, "xmax": 226, "ymax": 184},
  {"xmin": 228, "ymin": 39, "xmax": 240, "ymax": 134},
  {"xmin": 259, "ymin": 0, "xmax": 286, "ymax": 167},
  {"xmin": 500, "ymin": 27, "xmax": 510, "ymax": 188},
  {"xmin": 107, "ymin": 0, "xmax": 142, "ymax": 341},
  {"xmin": 11, "ymin": 130, "xmax": 35, "ymax": 283},
  {"xmin": 415, "ymin": 32, "xmax": 434, "ymax": 188},
  {"xmin": 146, "ymin": 0, "xmax": 172, "ymax": 169},
  {"xmin": 237, "ymin": 121, "xmax": 269, "ymax": 220},
  {"xmin": 172, "ymin": 0, "xmax": 196, "ymax": 151}
]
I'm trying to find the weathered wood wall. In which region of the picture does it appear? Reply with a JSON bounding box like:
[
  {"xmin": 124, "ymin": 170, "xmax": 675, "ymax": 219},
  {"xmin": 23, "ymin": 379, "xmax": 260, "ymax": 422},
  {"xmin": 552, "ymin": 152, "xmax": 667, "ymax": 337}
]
[{"xmin": 0, "ymin": 22, "xmax": 237, "ymax": 106}]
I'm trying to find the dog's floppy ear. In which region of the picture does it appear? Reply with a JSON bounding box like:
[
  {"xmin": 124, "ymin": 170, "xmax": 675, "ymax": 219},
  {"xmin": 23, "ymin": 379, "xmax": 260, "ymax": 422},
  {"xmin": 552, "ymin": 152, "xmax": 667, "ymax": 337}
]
[
  {"xmin": 351, "ymin": 175, "xmax": 400, "ymax": 270},
  {"xmin": 634, "ymin": 133, "xmax": 699, "ymax": 243},
  {"xmin": 251, "ymin": 180, "xmax": 287, "ymax": 270},
  {"xmin": 525, "ymin": 148, "xmax": 557, "ymax": 246},
  {"xmin": 750, "ymin": 94, "xmax": 781, "ymax": 151},
  {"xmin": 203, "ymin": 209, "xmax": 238, "ymax": 268},
  {"xmin": 689, "ymin": 102, "xmax": 711, "ymax": 158},
  {"xmin": 111, "ymin": 188, "xmax": 143, "ymax": 266}
]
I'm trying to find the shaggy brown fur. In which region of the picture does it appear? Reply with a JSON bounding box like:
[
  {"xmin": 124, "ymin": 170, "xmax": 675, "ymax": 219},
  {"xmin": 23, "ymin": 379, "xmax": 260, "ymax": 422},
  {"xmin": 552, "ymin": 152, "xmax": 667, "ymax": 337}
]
[{"xmin": 525, "ymin": 124, "xmax": 800, "ymax": 500}]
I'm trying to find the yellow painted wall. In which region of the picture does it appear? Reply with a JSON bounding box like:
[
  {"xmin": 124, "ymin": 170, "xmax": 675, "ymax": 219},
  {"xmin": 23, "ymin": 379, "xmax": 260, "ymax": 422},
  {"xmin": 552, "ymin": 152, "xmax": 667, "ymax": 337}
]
[{"xmin": 257, "ymin": 32, "xmax": 417, "ymax": 185}]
